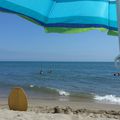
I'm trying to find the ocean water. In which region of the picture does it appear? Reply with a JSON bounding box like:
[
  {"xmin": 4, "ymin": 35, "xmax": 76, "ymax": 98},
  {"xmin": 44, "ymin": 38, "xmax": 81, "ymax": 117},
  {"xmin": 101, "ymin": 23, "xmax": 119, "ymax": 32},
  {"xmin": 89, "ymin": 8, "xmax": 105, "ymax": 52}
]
[{"xmin": 0, "ymin": 61, "xmax": 120, "ymax": 104}]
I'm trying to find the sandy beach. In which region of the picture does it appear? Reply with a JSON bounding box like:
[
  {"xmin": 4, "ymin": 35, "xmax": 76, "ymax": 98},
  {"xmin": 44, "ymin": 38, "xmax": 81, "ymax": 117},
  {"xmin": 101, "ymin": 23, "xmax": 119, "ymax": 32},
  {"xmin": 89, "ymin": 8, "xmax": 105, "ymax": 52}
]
[{"xmin": 0, "ymin": 98, "xmax": 120, "ymax": 120}]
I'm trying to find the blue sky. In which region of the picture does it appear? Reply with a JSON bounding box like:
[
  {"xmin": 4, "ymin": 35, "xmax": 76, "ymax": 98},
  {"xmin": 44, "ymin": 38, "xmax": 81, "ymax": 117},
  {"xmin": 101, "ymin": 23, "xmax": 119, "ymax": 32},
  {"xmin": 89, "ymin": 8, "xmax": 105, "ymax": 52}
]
[{"xmin": 0, "ymin": 13, "xmax": 118, "ymax": 61}]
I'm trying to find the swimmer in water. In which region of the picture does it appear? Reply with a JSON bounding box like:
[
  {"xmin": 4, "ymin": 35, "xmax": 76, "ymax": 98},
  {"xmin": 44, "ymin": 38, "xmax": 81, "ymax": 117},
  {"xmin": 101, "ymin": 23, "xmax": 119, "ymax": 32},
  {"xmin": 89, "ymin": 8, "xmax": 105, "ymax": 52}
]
[
  {"xmin": 114, "ymin": 72, "xmax": 120, "ymax": 76},
  {"xmin": 118, "ymin": 73, "xmax": 120, "ymax": 76},
  {"xmin": 114, "ymin": 73, "xmax": 116, "ymax": 76},
  {"xmin": 40, "ymin": 70, "xmax": 43, "ymax": 75}
]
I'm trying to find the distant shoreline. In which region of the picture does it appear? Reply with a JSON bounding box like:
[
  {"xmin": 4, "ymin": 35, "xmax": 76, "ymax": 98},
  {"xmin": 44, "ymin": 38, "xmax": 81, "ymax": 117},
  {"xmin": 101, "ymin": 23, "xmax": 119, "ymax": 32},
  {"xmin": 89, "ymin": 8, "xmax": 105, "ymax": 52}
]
[{"xmin": 0, "ymin": 61, "xmax": 114, "ymax": 63}]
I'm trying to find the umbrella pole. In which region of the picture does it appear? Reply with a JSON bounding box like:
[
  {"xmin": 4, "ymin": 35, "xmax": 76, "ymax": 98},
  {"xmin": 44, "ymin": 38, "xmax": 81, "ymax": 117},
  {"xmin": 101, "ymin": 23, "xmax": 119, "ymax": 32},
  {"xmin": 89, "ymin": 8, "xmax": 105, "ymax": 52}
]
[
  {"xmin": 115, "ymin": 0, "xmax": 120, "ymax": 67},
  {"xmin": 117, "ymin": 0, "xmax": 120, "ymax": 53}
]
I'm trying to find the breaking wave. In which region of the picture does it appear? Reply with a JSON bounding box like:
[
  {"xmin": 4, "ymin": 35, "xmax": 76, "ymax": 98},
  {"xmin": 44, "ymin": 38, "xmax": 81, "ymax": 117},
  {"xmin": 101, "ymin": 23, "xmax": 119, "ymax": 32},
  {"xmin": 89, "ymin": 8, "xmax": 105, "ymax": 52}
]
[
  {"xmin": 29, "ymin": 85, "xmax": 120, "ymax": 104},
  {"xmin": 94, "ymin": 95, "xmax": 120, "ymax": 104},
  {"xmin": 29, "ymin": 84, "xmax": 70, "ymax": 96}
]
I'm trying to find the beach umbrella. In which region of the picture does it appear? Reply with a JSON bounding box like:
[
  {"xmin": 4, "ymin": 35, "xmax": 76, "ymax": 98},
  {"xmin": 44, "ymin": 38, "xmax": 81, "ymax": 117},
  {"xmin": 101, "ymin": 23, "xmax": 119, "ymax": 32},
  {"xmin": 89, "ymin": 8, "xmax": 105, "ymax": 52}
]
[
  {"xmin": 0, "ymin": 0, "xmax": 119, "ymax": 65},
  {"xmin": 0, "ymin": 0, "xmax": 117, "ymax": 34}
]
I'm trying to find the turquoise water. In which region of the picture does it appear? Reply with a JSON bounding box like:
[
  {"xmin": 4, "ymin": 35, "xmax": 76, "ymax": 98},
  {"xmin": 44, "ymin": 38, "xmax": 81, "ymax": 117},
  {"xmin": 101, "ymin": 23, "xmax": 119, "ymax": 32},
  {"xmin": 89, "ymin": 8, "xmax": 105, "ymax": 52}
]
[{"xmin": 0, "ymin": 61, "xmax": 120, "ymax": 104}]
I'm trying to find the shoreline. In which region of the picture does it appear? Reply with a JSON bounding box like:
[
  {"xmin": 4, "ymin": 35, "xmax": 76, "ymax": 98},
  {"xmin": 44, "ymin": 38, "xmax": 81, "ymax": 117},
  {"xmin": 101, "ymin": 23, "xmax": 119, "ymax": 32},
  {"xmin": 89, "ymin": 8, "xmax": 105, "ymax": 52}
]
[
  {"xmin": 1, "ymin": 97, "xmax": 120, "ymax": 110},
  {"xmin": 0, "ymin": 98, "xmax": 120, "ymax": 119}
]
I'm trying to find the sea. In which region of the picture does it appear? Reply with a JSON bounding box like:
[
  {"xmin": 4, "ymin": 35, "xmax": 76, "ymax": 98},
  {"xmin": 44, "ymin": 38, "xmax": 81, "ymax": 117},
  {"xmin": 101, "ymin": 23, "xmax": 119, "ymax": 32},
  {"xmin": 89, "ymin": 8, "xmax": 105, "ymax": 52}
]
[{"xmin": 0, "ymin": 61, "xmax": 120, "ymax": 105}]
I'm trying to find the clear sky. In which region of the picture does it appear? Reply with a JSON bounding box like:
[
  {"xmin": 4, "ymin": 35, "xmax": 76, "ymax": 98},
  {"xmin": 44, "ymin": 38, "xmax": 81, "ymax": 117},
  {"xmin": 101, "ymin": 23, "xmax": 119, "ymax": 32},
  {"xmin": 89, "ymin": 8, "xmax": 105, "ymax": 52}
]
[{"xmin": 0, "ymin": 13, "xmax": 119, "ymax": 62}]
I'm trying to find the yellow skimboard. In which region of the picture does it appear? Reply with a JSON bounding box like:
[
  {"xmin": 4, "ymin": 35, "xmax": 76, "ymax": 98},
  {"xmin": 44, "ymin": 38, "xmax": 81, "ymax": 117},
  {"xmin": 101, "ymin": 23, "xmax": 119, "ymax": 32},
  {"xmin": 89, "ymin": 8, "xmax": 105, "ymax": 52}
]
[{"xmin": 8, "ymin": 87, "xmax": 28, "ymax": 111}]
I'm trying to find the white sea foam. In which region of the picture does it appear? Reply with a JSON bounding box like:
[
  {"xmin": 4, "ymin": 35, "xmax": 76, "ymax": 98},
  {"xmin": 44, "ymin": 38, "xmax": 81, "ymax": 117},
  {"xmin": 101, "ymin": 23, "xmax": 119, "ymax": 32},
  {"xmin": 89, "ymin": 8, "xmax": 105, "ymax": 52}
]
[
  {"xmin": 94, "ymin": 95, "xmax": 120, "ymax": 104},
  {"xmin": 29, "ymin": 85, "xmax": 70, "ymax": 96},
  {"xmin": 46, "ymin": 87, "xmax": 70, "ymax": 96},
  {"xmin": 29, "ymin": 84, "xmax": 35, "ymax": 88},
  {"xmin": 56, "ymin": 89, "xmax": 70, "ymax": 96}
]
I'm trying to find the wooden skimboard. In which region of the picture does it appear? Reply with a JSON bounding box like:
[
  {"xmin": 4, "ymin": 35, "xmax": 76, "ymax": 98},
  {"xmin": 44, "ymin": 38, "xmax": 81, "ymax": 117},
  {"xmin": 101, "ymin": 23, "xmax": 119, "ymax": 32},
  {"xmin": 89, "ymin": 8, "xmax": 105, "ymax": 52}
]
[{"xmin": 8, "ymin": 87, "xmax": 28, "ymax": 111}]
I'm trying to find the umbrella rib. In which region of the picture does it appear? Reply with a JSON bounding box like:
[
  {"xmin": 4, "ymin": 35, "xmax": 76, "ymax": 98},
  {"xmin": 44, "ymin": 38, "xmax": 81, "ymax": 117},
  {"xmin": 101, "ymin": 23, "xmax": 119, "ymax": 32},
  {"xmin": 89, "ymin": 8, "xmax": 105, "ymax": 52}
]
[{"xmin": 45, "ymin": 1, "xmax": 56, "ymax": 24}]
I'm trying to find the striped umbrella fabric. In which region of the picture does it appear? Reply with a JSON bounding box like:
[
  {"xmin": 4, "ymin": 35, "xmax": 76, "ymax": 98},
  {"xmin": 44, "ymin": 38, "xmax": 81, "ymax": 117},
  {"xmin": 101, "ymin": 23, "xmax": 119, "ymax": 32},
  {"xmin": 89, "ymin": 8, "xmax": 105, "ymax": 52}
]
[{"xmin": 0, "ymin": 0, "xmax": 117, "ymax": 35}]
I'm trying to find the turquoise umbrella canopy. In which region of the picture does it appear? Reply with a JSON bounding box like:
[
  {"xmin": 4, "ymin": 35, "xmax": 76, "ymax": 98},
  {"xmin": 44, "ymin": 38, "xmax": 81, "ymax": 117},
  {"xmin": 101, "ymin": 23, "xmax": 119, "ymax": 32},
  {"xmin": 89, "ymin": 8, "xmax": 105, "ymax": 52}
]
[{"xmin": 0, "ymin": 0, "xmax": 118, "ymax": 35}]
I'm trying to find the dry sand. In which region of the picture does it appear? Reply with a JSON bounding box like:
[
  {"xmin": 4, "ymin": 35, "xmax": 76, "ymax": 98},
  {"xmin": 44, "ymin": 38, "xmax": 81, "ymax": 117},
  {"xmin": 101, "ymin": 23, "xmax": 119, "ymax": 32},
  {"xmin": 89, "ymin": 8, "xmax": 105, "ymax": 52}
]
[
  {"xmin": 0, "ymin": 98, "xmax": 120, "ymax": 120},
  {"xmin": 0, "ymin": 109, "xmax": 119, "ymax": 120}
]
